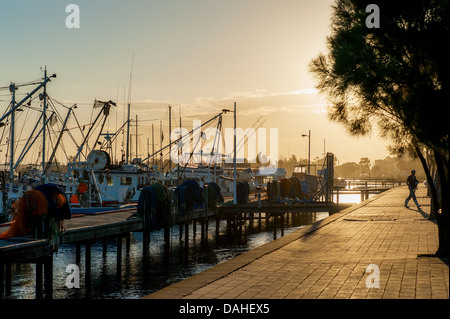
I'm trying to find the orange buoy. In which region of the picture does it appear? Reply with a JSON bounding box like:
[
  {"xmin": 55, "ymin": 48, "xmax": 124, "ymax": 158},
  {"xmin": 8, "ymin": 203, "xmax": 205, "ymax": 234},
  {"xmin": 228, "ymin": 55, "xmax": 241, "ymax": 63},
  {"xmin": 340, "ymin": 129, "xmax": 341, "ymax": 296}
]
[
  {"xmin": 70, "ymin": 194, "xmax": 79, "ymax": 204},
  {"xmin": 77, "ymin": 182, "xmax": 87, "ymax": 194}
]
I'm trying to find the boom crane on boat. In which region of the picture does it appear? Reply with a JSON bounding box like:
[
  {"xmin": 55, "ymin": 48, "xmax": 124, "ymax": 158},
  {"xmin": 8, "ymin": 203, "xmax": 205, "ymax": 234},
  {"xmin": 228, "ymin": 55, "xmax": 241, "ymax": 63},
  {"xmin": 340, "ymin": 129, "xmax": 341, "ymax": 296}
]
[{"xmin": 138, "ymin": 110, "xmax": 226, "ymax": 165}]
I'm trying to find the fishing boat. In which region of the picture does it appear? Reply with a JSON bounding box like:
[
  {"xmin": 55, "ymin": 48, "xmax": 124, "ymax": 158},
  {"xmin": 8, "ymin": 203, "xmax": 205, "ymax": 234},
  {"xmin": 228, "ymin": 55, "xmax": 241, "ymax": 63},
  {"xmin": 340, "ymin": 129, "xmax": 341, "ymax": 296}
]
[{"xmin": 0, "ymin": 67, "xmax": 258, "ymax": 223}]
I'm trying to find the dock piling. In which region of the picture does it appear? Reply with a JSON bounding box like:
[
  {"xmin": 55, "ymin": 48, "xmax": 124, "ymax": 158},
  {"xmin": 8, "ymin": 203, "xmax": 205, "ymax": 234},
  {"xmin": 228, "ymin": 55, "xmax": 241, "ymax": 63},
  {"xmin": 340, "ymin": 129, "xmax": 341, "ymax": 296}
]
[
  {"xmin": 184, "ymin": 222, "xmax": 189, "ymax": 248},
  {"xmin": 43, "ymin": 254, "xmax": 53, "ymax": 299},
  {"xmin": 0, "ymin": 264, "xmax": 4, "ymax": 299},
  {"xmin": 85, "ymin": 241, "xmax": 92, "ymax": 291},
  {"xmin": 76, "ymin": 243, "xmax": 81, "ymax": 265},
  {"xmin": 35, "ymin": 260, "xmax": 43, "ymax": 299},
  {"xmin": 143, "ymin": 229, "xmax": 150, "ymax": 256},
  {"xmin": 117, "ymin": 235, "xmax": 123, "ymax": 279},
  {"xmin": 102, "ymin": 238, "xmax": 108, "ymax": 258},
  {"xmin": 126, "ymin": 233, "xmax": 131, "ymax": 252},
  {"xmin": 164, "ymin": 227, "xmax": 171, "ymax": 248}
]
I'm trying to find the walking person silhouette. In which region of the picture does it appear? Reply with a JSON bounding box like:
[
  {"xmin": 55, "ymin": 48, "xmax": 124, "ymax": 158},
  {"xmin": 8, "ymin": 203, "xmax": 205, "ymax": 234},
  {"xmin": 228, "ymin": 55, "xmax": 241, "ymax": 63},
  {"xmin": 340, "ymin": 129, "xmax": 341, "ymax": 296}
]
[{"xmin": 404, "ymin": 170, "xmax": 421, "ymax": 208}]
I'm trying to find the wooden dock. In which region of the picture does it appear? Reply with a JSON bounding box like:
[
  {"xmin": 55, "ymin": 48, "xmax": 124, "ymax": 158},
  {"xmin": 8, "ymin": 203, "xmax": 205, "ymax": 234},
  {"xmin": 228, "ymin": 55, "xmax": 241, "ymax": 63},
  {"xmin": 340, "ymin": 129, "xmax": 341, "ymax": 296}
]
[
  {"xmin": 334, "ymin": 185, "xmax": 391, "ymax": 202},
  {"xmin": 0, "ymin": 209, "xmax": 140, "ymax": 263},
  {"xmin": 218, "ymin": 201, "xmax": 351, "ymax": 214},
  {"xmin": 0, "ymin": 207, "xmax": 142, "ymax": 298}
]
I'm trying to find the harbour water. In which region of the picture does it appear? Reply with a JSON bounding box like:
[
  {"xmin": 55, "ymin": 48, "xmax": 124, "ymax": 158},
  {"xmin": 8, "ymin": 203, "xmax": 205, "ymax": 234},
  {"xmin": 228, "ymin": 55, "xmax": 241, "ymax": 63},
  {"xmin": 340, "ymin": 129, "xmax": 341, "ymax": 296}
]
[{"xmin": 5, "ymin": 211, "xmax": 328, "ymax": 299}]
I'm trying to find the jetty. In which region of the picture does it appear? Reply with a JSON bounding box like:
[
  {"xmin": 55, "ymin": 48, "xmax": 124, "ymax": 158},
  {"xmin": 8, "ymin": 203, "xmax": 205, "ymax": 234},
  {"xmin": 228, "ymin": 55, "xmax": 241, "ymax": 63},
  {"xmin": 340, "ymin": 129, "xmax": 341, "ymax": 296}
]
[{"xmin": 144, "ymin": 185, "xmax": 449, "ymax": 299}]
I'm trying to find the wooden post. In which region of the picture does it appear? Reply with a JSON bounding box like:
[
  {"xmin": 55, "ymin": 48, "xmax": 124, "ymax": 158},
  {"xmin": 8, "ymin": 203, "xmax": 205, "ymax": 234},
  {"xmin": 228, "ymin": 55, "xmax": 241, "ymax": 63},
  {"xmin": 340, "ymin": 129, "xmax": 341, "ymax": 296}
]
[
  {"xmin": 143, "ymin": 229, "xmax": 150, "ymax": 257},
  {"xmin": 43, "ymin": 254, "xmax": 53, "ymax": 299},
  {"xmin": 273, "ymin": 214, "xmax": 277, "ymax": 240},
  {"xmin": 193, "ymin": 220, "xmax": 197, "ymax": 240},
  {"xmin": 184, "ymin": 222, "xmax": 189, "ymax": 249},
  {"xmin": 126, "ymin": 232, "xmax": 131, "ymax": 252},
  {"xmin": 5, "ymin": 263, "xmax": 11, "ymax": 297},
  {"xmin": 117, "ymin": 235, "xmax": 122, "ymax": 279},
  {"xmin": 85, "ymin": 241, "xmax": 92, "ymax": 291},
  {"xmin": 238, "ymin": 213, "xmax": 243, "ymax": 239},
  {"xmin": 258, "ymin": 212, "xmax": 262, "ymax": 229},
  {"xmin": 179, "ymin": 224, "xmax": 183, "ymax": 241},
  {"xmin": 35, "ymin": 260, "xmax": 43, "ymax": 299},
  {"xmin": 215, "ymin": 218, "xmax": 220, "ymax": 238},
  {"xmin": 76, "ymin": 243, "xmax": 81, "ymax": 265},
  {"xmin": 201, "ymin": 219, "xmax": 205, "ymax": 244},
  {"xmin": 103, "ymin": 237, "xmax": 108, "ymax": 258},
  {"xmin": 0, "ymin": 263, "xmax": 4, "ymax": 299},
  {"xmin": 164, "ymin": 227, "xmax": 170, "ymax": 245}
]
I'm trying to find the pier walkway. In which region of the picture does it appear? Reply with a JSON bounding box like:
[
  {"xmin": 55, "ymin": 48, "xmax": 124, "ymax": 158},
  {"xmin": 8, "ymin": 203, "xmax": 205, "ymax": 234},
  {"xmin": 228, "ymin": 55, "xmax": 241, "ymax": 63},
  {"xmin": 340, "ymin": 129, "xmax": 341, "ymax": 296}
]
[{"xmin": 145, "ymin": 185, "xmax": 449, "ymax": 299}]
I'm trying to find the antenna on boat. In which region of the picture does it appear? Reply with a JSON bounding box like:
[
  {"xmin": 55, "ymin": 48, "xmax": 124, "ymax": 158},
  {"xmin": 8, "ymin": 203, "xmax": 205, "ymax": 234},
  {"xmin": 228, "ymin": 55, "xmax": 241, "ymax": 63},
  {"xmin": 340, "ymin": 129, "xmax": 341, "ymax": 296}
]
[{"xmin": 126, "ymin": 53, "xmax": 134, "ymax": 165}]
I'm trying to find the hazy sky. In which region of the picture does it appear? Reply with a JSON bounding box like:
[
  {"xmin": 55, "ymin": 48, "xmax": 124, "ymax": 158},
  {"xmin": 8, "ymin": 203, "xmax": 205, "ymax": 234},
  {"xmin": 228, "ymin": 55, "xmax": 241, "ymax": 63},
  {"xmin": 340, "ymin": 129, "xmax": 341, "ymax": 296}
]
[{"xmin": 0, "ymin": 0, "xmax": 391, "ymax": 165}]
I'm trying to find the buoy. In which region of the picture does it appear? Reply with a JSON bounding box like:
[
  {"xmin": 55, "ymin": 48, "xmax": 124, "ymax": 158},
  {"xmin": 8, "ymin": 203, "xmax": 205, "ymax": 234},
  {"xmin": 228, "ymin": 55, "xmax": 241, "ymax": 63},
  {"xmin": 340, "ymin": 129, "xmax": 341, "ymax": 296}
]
[
  {"xmin": 77, "ymin": 182, "xmax": 87, "ymax": 194},
  {"xmin": 70, "ymin": 194, "xmax": 79, "ymax": 204}
]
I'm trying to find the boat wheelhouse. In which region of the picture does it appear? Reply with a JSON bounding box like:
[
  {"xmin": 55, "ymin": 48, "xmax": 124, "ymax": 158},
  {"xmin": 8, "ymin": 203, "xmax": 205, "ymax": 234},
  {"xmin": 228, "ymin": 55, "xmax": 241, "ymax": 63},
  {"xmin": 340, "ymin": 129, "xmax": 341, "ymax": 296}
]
[{"xmin": 66, "ymin": 150, "xmax": 154, "ymax": 207}]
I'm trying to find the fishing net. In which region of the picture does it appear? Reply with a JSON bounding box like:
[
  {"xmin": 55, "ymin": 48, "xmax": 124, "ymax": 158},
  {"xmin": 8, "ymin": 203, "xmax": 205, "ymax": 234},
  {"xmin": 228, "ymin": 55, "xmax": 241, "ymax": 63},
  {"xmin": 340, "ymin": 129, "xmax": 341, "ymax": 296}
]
[{"xmin": 0, "ymin": 190, "xmax": 49, "ymax": 239}]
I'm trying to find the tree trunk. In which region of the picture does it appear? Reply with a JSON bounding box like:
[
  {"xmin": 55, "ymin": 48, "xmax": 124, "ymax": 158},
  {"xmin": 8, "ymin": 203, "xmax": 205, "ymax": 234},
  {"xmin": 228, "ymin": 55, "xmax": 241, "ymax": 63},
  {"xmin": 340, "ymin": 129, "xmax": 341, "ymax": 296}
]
[
  {"xmin": 434, "ymin": 151, "xmax": 449, "ymax": 257},
  {"xmin": 414, "ymin": 146, "xmax": 448, "ymax": 256},
  {"xmin": 414, "ymin": 146, "xmax": 439, "ymax": 217}
]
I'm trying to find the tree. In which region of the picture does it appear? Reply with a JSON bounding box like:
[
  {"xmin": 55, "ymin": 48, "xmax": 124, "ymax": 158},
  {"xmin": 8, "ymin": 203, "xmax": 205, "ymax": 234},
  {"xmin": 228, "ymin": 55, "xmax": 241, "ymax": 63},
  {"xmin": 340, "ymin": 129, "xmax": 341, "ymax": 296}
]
[
  {"xmin": 335, "ymin": 161, "xmax": 359, "ymax": 177},
  {"xmin": 310, "ymin": 0, "xmax": 449, "ymax": 256},
  {"xmin": 359, "ymin": 157, "xmax": 371, "ymax": 176}
]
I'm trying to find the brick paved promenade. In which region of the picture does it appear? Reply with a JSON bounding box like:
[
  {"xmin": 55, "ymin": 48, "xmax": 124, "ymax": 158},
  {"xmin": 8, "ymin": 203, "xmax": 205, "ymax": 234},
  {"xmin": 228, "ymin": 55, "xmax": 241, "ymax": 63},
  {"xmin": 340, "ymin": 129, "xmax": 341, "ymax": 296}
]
[{"xmin": 144, "ymin": 185, "xmax": 449, "ymax": 299}]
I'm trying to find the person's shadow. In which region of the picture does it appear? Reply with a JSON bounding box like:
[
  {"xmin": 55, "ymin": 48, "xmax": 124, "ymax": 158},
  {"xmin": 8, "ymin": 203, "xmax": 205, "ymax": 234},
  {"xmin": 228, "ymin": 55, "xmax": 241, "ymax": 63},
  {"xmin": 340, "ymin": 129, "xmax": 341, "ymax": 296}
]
[{"xmin": 406, "ymin": 204, "xmax": 431, "ymax": 220}]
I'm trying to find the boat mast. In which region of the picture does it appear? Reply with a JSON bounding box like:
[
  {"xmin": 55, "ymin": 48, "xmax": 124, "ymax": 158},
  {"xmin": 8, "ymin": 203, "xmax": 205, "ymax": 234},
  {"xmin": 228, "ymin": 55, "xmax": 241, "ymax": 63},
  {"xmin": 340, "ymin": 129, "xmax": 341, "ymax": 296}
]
[
  {"xmin": 178, "ymin": 105, "xmax": 181, "ymax": 183},
  {"xmin": 233, "ymin": 102, "xmax": 237, "ymax": 204},
  {"xmin": 0, "ymin": 72, "xmax": 56, "ymax": 188},
  {"xmin": 159, "ymin": 120, "xmax": 163, "ymax": 178},
  {"xmin": 135, "ymin": 114, "xmax": 138, "ymax": 161},
  {"xmin": 126, "ymin": 54, "xmax": 134, "ymax": 165},
  {"xmin": 126, "ymin": 102, "xmax": 131, "ymax": 165},
  {"xmin": 42, "ymin": 66, "xmax": 48, "ymax": 180},
  {"xmin": 9, "ymin": 83, "xmax": 17, "ymax": 189},
  {"xmin": 169, "ymin": 105, "xmax": 172, "ymax": 180},
  {"xmin": 152, "ymin": 123, "xmax": 155, "ymax": 166}
]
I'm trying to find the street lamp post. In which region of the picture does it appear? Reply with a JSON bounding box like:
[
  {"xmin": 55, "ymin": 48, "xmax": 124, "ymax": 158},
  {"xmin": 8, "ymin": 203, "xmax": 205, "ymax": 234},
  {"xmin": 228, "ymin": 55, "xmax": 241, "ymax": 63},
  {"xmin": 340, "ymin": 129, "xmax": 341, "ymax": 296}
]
[{"xmin": 302, "ymin": 130, "xmax": 311, "ymax": 175}]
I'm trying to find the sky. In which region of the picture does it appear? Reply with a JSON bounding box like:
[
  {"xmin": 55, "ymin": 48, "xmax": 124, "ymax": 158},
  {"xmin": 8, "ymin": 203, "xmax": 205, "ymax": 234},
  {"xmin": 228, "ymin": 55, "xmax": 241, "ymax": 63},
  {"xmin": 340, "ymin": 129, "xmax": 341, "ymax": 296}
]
[{"xmin": 0, "ymin": 0, "xmax": 391, "ymax": 167}]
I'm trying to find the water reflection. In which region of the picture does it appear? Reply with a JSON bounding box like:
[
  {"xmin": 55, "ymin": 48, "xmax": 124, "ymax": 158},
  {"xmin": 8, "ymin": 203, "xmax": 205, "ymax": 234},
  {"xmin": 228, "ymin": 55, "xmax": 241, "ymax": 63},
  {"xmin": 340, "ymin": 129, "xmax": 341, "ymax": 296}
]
[{"xmin": 334, "ymin": 193, "xmax": 375, "ymax": 204}]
